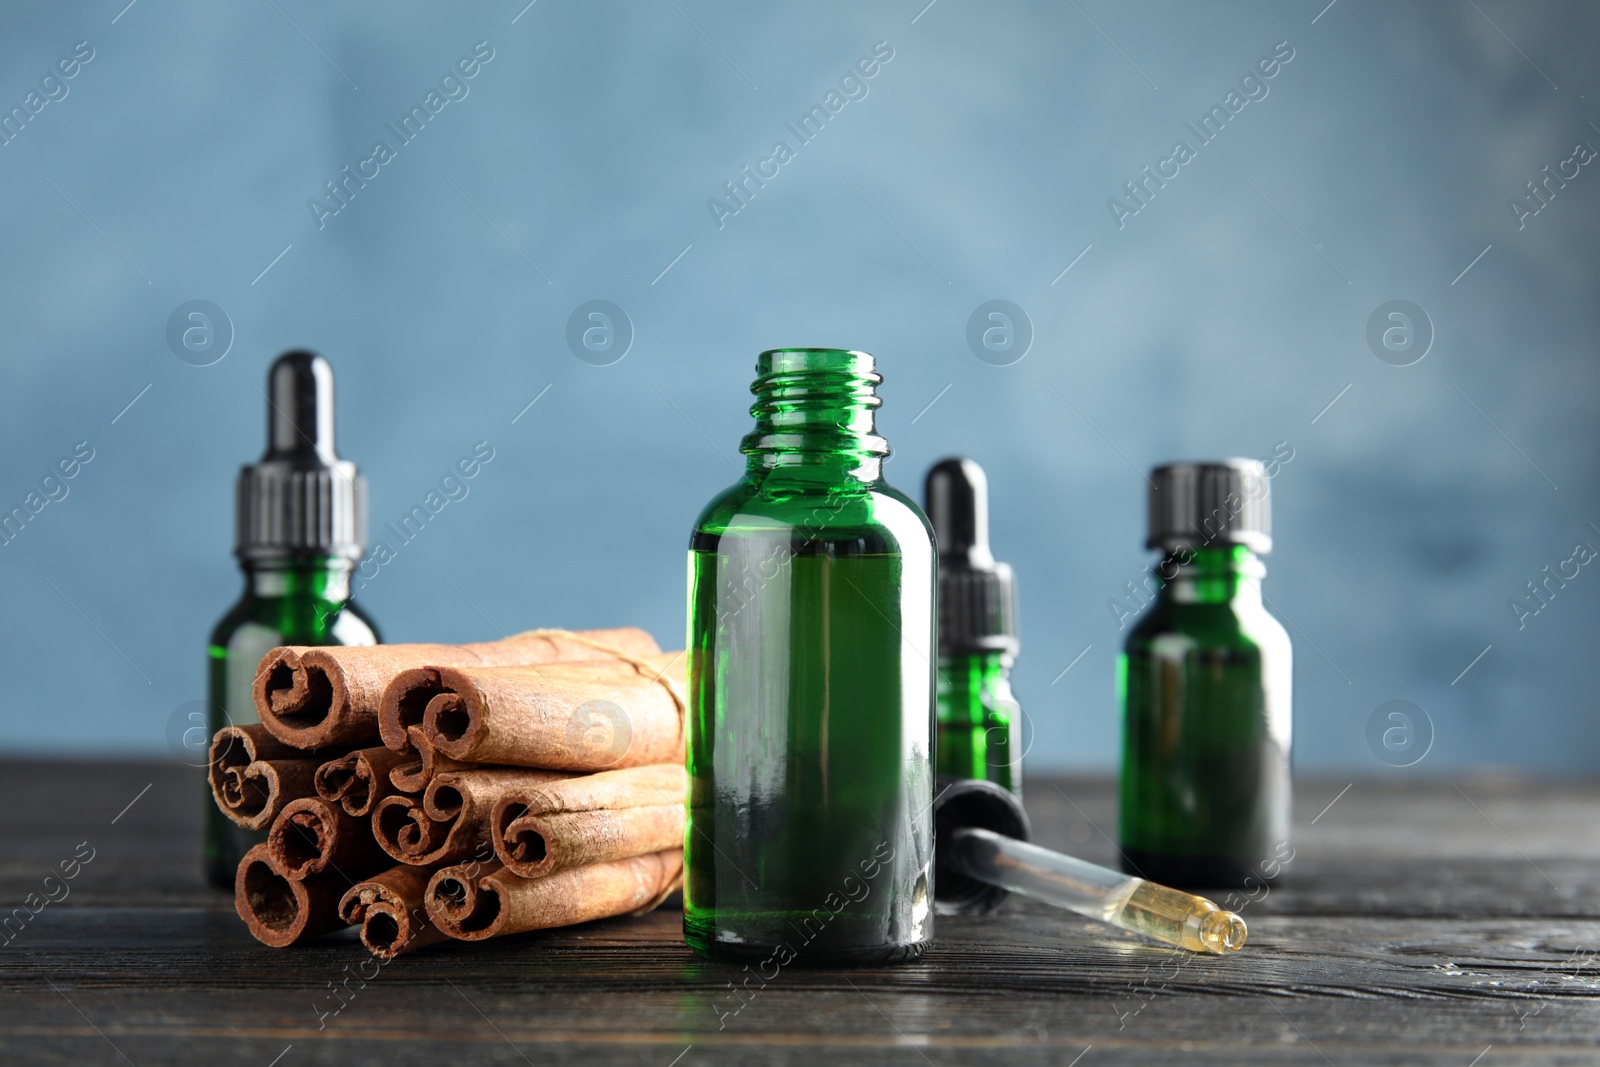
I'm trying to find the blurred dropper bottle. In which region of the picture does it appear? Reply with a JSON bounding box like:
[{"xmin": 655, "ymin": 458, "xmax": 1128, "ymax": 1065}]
[
  {"xmin": 925, "ymin": 458, "xmax": 1023, "ymax": 795},
  {"xmin": 1118, "ymin": 460, "xmax": 1292, "ymax": 889},
  {"xmin": 203, "ymin": 352, "xmax": 379, "ymax": 889}
]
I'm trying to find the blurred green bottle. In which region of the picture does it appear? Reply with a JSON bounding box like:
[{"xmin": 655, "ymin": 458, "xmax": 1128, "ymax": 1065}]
[
  {"xmin": 1118, "ymin": 460, "xmax": 1291, "ymax": 889},
  {"xmin": 203, "ymin": 352, "xmax": 378, "ymax": 889},
  {"xmin": 685, "ymin": 348, "xmax": 936, "ymax": 965},
  {"xmin": 924, "ymin": 457, "xmax": 1022, "ymax": 795}
]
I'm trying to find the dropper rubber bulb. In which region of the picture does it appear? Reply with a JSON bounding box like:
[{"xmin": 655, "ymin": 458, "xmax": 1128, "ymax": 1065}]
[
  {"xmin": 265, "ymin": 350, "xmax": 339, "ymax": 464},
  {"xmin": 926, "ymin": 457, "xmax": 994, "ymax": 567}
]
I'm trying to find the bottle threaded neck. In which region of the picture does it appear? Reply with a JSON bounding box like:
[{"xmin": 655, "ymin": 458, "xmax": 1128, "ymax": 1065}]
[{"xmin": 741, "ymin": 348, "xmax": 889, "ymax": 460}]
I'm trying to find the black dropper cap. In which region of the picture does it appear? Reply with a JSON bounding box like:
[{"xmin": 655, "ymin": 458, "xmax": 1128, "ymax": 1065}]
[
  {"xmin": 933, "ymin": 777, "xmax": 1031, "ymax": 915},
  {"xmin": 235, "ymin": 351, "xmax": 366, "ymax": 562},
  {"xmin": 925, "ymin": 457, "xmax": 1018, "ymax": 657},
  {"xmin": 1146, "ymin": 459, "xmax": 1271, "ymax": 554}
]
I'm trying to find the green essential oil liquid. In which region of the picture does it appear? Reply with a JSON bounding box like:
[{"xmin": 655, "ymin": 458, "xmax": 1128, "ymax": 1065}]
[
  {"xmin": 684, "ymin": 348, "xmax": 935, "ymax": 966},
  {"xmin": 936, "ymin": 651, "xmax": 1020, "ymax": 792}
]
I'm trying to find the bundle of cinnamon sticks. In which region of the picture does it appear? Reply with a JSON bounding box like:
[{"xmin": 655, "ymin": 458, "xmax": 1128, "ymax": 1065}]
[{"xmin": 212, "ymin": 627, "xmax": 686, "ymax": 958}]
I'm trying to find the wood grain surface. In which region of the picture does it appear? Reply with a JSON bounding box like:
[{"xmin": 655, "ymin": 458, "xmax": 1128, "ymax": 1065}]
[{"xmin": 2, "ymin": 760, "xmax": 1597, "ymax": 1066}]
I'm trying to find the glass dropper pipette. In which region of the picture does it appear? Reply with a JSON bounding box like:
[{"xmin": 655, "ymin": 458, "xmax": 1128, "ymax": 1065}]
[
  {"xmin": 947, "ymin": 826, "xmax": 1247, "ymax": 953},
  {"xmin": 932, "ymin": 777, "xmax": 1247, "ymax": 954}
]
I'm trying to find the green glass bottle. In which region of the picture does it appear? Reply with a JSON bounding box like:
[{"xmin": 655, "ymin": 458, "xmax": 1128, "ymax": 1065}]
[
  {"xmin": 925, "ymin": 458, "xmax": 1022, "ymax": 794},
  {"xmin": 1118, "ymin": 460, "xmax": 1291, "ymax": 889},
  {"xmin": 204, "ymin": 352, "xmax": 378, "ymax": 889},
  {"xmin": 685, "ymin": 348, "xmax": 936, "ymax": 966}
]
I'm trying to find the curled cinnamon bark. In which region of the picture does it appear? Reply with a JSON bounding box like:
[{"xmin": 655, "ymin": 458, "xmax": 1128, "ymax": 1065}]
[
  {"xmin": 385, "ymin": 654, "xmax": 685, "ymax": 771},
  {"xmin": 315, "ymin": 746, "xmax": 411, "ymax": 817},
  {"xmin": 373, "ymin": 768, "xmax": 569, "ymax": 867},
  {"xmin": 491, "ymin": 764, "xmax": 687, "ymax": 879},
  {"xmin": 338, "ymin": 865, "xmax": 449, "ymax": 959},
  {"xmin": 426, "ymin": 850, "xmax": 682, "ymax": 942},
  {"xmin": 268, "ymin": 797, "xmax": 391, "ymax": 879},
  {"xmin": 209, "ymin": 724, "xmax": 324, "ymax": 831},
  {"xmin": 388, "ymin": 725, "xmax": 472, "ymax": 794},
  {"xmin": 234, "ymin": 844, "xmax": 348, "ymax": 947},
  {"xmin": 256, "ymin": 627, "xmax": 662, "ymax": 749}
]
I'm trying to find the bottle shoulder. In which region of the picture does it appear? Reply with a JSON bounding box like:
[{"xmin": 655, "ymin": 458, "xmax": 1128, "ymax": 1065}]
[
  {"xmin": 692, "ymin": 472, "xmax": 932, "ymax": 551},
  {"xmin": 330, "ymin": 600, "xmax": 381, "ymax": 645},
  {"xmin": 1124, "ymin": 596, "xmax": 1290, "ymax": 657},
  {"xmin": 208, "ymin": 597, "xmax": 255, "ymax": 648},
  {"xmin": 209, "ymin": 590, "xmax": 380, "ymax": 649},
  {"xmin": 690, "ymin": 476, "xmax": 759, "ymax": 535}
]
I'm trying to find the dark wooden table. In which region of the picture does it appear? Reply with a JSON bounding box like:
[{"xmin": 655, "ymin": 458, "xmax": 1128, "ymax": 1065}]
[{"xmin": 2, "ymin": 761, "xmax": 1597, "ymax": 1065}]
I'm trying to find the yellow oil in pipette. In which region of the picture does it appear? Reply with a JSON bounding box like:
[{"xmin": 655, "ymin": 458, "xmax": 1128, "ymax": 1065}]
[
  {"xmin": 1115, "ymin": 879, "xmax": 1247, "ymax": 953},
  {"xmin": 948, "ymin": 826, "xmax": 1247, "ymax": 954}
]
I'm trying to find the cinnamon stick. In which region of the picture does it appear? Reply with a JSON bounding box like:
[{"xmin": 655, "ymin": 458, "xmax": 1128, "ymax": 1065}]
[
  {"xmin": 491, "ymin": 764, "xmax": 686, "ymax": 879},
  {"xmin": 338, "ymin": 864, "xmax": 450, "ymax": 959},
  {"xmin": 373, "ymin": 768, "xmax": 570, "ymax": 867},
  {"xmin": 235, "ymin": 844, "xmax": 348, "ymax": 947},
  {"xmin": 388, "ymin": 725, "xmax": 472, "ymax": 794},
  {"xmin": 315, "ymin": 746, "xmax": 411, "ymax": 817},
  {"xmin": 209, "ymin": 724, "xmax": 324, "ymax": 831},
  {"xmin": 256, "ymin": 627, "xmax": 662, "ymax": 749},
  {"xmin": 426, "ymin": 850, "xmax": 682, "ymax": 942},
  {"xmin": 390, "ymin": 654, "xmax": 685, "ymax": 771},
  {"xmin": 268, "ymin": 796, "xmax": 391, "ymax": 879}
]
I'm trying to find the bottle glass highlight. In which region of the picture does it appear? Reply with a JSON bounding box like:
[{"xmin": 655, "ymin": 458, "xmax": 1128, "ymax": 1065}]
[{"xmin": 685, "ymin": 348, "xmax": 936, "ymax": 965}]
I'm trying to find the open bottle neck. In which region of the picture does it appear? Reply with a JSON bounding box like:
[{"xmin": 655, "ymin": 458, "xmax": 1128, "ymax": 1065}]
[{"xmin": 740, "ymin": 348, "xmax": 888, "ymax": 482}]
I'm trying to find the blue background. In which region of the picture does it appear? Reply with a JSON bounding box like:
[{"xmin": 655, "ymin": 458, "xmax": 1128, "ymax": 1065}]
[{"xmin": 2, "ymin": 0, "xmax": 1596, "ymax": 772}]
